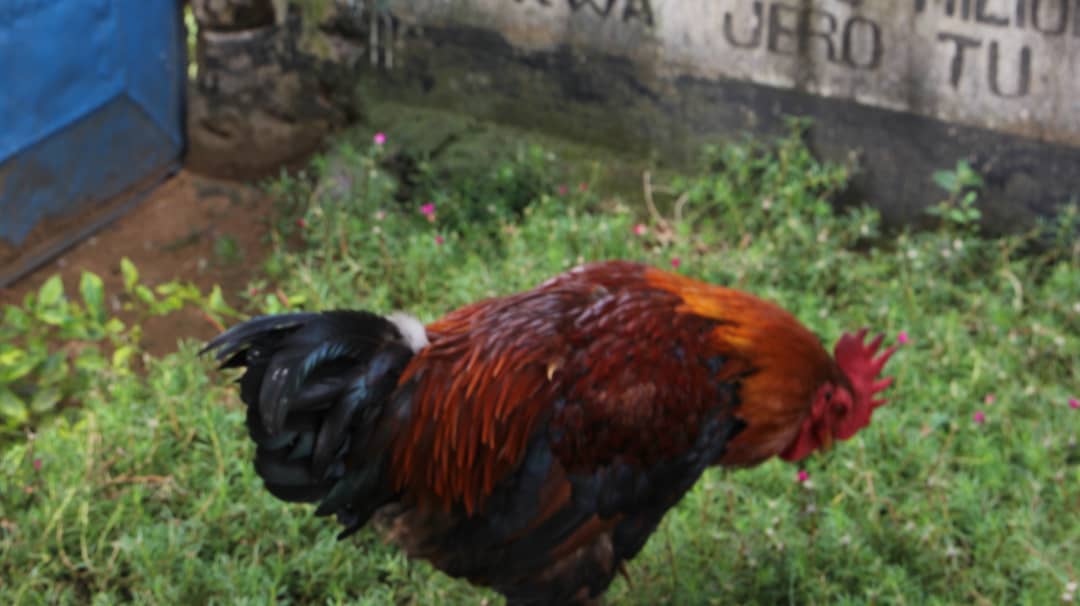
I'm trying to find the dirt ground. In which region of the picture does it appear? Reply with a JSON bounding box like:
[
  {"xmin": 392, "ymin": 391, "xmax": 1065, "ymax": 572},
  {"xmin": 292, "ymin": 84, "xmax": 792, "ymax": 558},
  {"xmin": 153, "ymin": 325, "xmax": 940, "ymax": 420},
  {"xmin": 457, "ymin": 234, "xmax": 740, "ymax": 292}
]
[{"xmin": 0, "ymin": 170, "xmax": 274, "ymax": 358}]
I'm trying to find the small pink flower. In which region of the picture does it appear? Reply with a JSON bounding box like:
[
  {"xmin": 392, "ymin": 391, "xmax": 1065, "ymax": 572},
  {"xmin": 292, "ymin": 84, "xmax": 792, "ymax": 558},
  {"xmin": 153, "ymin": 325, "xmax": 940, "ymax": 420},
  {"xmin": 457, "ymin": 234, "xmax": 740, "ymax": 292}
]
[
  {"xmin": 33, "ymin": 459, "xmax": 42, "ymax": 472},
  {"xmin": 248, "ymin": 287, "xmax": 260, "ymax": 296},
  {"xmin": 670, "ymin": 257, "xmax": 682, "ymax": 269},
  {"xmin": 897, "ymin": 331, "xmax": 910, "ymax": 346},
  {"xmin": 1070, "ymin": 398, "xmax": 1079, "ymax": 410},
  {"xmin": 797, "ymin": 470, "xmax": 809, "ymax": 483},
  {"xmin": 558, "ymin": 184, "xmax": 568, "ymax": 196},
  {"xmin": 578, "ymin": 182, "xmax": 588, "ymax": 192},
  {"xmin": 973, "ymin": 411, "xmax": 986, "ymax": 425},
  {"xmin": 375, "ymin": 210, "xmax": 387, "ymax": 221},
  {"xmin": 632, "ymin": 223, "xmax": 647, "ymax": 236},
  {"xmin": 420, "ymin": 203, "xmax": 436, "ymax": 217},
  {"xmin": 296, "ymin": 218, "xmax": 307, "ymax": 229},
  {"xmin": 434, "ymin": 235, "xmax": 445, "ymax": 246},
  {"xmin": 373, "ymin": 132, "xmax": 387, "ymax": 145},
  {"xmin": 984, "ymin": 394, "xmax": 996, "ymax": 405}
]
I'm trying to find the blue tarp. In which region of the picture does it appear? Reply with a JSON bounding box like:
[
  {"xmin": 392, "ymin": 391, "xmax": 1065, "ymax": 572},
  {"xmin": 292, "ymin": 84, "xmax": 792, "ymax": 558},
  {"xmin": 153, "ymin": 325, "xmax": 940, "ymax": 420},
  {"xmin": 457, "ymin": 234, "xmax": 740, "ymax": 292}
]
[{"xmin": 0, "ymin": 0, "xmax": 184, "ymax": 251}]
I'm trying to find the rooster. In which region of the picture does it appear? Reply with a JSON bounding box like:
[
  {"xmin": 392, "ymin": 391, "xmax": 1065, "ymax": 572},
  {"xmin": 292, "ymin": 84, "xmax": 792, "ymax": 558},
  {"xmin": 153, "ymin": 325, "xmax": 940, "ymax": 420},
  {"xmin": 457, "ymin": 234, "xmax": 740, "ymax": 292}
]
[{"xmin": 204, "ymin": 260, "xmax": 896, "ymax": 605}]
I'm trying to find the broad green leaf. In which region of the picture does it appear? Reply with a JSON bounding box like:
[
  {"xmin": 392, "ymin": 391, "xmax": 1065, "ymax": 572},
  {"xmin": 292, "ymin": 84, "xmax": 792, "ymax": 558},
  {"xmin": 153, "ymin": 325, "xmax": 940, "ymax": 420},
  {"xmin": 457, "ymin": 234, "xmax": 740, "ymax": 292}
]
[
  {"xmin": 956, "ymin": 160, "xmax": 983, "ymax": 187},
  {"xmin": 0, "ymin": 346, "xmax": 38, "ymax": 383},
  {"xmin": 207, "ymin": 285, "xmax": 227, "ymax": 313},
  {"xmin": 37, "ymin": 275, "xmax": 64, "ymax": 308},
  {"xmin": 29, "ymin": 387, "xmax": 61, "ymax": 413},
  {"xmin": 0, "ymin": 345, "xmax": 25, "ymax": 366},
  {"xmin": 0, "ymin": 386, "xmax": 28, "ymax": 424},
  {"xmin": 112, "ymin": 346, "xmax": 136, "ymax": 370},
  {"xmin": 263, "ymin": 293, "xmax": 285, "ymax": 314},
  {"xmin": 80, "ymin": 272, "xmax": 106, "ymax": 323},
  {"xmin": 155, "ymin": 282, "xmax": 181, "ymax": 296},
  {"xmin": 35, "ymin": 308, "xmax": 68, "ymax": 326},
  {"xmin": 134, "ymin": 285, "xmax": 156, "ymax": 305},
  {"xmin": 37, "ymin": 353, "xmax": 70, "ymax": 385},
  {"xmin": 1, "ymin": 305, "xmax": 31, "ymax": 336},
  {"xmin": 120, "ymin": 257, "xmax": 139, "ymax": 291},
  {"xmin": 105, "ymin": 318, "xmax": 126, "ymax": 335},
  {"xmin": 932, "ymin": 169, "xmax": 958, "ymax": 193},
  {"xmin": 74, "ymin": 349, "xmax": 107, "ymax": 374}
]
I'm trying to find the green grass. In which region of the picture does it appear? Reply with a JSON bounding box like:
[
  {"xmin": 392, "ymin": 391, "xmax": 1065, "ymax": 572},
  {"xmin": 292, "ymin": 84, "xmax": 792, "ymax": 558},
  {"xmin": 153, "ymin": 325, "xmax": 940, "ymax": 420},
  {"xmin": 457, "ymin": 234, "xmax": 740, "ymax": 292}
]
[{"xmin": 2, "ymin": 123, "xmax": 1078, "ymax": 605}]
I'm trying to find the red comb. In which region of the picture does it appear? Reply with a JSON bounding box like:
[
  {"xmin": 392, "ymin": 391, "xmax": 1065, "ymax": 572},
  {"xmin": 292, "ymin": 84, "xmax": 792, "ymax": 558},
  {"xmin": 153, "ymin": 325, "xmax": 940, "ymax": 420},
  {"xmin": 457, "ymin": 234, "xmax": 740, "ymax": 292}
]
[{"xmin": 833, "ymin": 329, "xmax": 898, "ymax": 439}]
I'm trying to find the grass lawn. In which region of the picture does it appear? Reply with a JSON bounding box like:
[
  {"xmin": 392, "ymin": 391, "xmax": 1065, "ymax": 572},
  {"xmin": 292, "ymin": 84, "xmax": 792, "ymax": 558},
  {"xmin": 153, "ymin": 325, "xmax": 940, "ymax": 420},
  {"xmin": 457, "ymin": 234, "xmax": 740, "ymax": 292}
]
[{"xmin": 2, "ymin": 119, "xmax": 1078, "ymax": 605}]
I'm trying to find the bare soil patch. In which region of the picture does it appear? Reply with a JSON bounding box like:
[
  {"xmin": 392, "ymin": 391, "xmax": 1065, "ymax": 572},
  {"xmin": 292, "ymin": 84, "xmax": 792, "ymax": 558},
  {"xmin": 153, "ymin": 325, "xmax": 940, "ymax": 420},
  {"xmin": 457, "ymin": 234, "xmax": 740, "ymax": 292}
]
[{"xmin": 0, "ymin": 170, "xmax": 273, "ymax": 357}]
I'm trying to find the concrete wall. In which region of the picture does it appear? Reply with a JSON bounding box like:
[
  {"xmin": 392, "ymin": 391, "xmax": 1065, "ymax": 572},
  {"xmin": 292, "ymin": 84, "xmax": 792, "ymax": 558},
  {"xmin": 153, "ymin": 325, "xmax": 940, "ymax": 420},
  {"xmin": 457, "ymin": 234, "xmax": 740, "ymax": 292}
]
[
  {"xmin": 320, "ymin": 0, "xmax": 1080, "ymax": 230},
  {"xmin": 387, "ymin": 0, "xmax": 1079, "ymax": 147},
  {"xmin": 190, "ymin": 0, "xmax": 1080, "ymax": 230}
]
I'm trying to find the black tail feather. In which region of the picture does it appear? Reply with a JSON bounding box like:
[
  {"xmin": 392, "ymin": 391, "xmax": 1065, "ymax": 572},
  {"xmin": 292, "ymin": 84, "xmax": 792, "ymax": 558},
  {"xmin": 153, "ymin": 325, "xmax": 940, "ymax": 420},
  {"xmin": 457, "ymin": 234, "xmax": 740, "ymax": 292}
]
[
  {"xmin": 202, "ymin": 312, "xmax": 318, "ymax": 362},
  {"xmin": 204, "ymin": 310, "xmax": 420, "ymax": 534}
]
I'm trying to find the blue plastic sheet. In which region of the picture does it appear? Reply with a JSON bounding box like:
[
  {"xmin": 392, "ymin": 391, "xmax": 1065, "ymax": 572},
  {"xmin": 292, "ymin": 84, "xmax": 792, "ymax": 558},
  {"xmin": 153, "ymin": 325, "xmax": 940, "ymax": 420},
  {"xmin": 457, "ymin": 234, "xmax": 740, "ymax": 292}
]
[{"xmin": 0, "ymin": 0, "xmax": 184, "ymax": 248}]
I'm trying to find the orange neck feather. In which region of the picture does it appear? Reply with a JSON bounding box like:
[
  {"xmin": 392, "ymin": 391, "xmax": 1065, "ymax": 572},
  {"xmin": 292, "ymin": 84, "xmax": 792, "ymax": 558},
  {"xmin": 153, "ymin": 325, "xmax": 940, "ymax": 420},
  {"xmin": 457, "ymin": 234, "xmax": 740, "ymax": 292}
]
[{"xmin": 644, "ymin": 267, "xmax": 837, "ymax": 466}]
